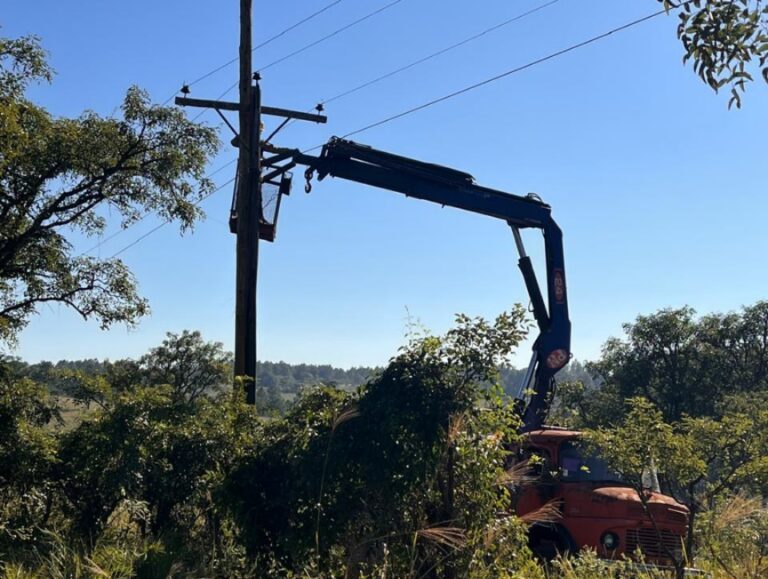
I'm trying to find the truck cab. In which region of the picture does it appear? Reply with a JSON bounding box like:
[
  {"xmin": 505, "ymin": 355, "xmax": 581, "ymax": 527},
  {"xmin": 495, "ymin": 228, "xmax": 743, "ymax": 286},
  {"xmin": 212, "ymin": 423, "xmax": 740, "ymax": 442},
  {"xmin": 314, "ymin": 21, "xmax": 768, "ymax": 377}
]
[{"xmin": 513, "ymin": 427, "xmax": 689, "ymax": 566}]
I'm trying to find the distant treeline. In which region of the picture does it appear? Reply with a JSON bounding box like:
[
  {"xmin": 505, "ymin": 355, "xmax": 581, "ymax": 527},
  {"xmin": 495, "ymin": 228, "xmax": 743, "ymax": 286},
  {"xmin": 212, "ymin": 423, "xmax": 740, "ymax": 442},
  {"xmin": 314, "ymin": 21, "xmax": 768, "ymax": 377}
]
[
  {"xmin": 7, "ymin": 356, "xmax": 595, "ymax": 398},
  {"xmin": 2, "ymin": 357, "xmax": 379, "ymax": 396},
  {"xmin": 256, "ymin": 361, "xmax": 377, "ymax": 392}
]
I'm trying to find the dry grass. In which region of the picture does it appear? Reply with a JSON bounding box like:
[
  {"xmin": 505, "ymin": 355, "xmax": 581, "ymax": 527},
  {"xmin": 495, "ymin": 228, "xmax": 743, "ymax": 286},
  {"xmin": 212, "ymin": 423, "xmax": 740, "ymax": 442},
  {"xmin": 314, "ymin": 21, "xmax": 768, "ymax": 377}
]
[
  {"xmin": 447, "ymin": 412, "xmax": 467, "ymax": 444},
  {"xmin": 497, "ymin": 459, "xmax": 536, "ymax": 488},
  {"xmin": 415, "ymin": 526, "xmax": 467, "ymax": 550},
  {"xmin": 519, "ymin": 499, "xmax": 563, "ymax": 526},
  {"xmin": 332, "ymin": 404, "xmax": 361, "ymax": 432},
  {"xmin": 710, "ymin": 493, "xmax": 763, "ymax": 533}
]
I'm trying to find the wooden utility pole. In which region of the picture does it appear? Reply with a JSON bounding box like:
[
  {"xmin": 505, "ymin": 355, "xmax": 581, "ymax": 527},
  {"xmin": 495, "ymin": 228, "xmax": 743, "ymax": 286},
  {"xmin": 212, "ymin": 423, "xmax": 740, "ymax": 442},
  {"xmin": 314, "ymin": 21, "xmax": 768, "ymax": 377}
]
[
  {"xmin": 235, "ymin": 0, "xmax": 260, "ymax": 404},
  {"xmin": 175, "ymin": 2, "xmax": 326, "ymax": 405}
]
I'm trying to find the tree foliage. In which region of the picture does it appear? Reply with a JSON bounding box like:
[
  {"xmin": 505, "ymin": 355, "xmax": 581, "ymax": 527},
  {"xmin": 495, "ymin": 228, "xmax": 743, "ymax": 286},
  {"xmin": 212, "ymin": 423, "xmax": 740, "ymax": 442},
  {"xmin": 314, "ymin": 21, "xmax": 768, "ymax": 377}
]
[
  {"xmin": 660, "ymin": 0, "xmax": 768, "ymax": 108},
  {"xmin": 139, "ymin": 330, "xmax": 231, "ymax": 403},
  {"xmin": 585, "ymin": 395, "xmax": 768, "ymax": 575},
  {"xmin": 0, "ymin": 312, "xmax": 550, "ymax": 577},
  {"xmin": 226, "ymin": 309, "xmax": 532, "ymax": 576},
  {"xmin": 0, "ymin": 34, "xmax": 219, "ymax": 345},
  {"xmin": 567, "ymin": 302, "xmax": 768, "ymax": 426}
]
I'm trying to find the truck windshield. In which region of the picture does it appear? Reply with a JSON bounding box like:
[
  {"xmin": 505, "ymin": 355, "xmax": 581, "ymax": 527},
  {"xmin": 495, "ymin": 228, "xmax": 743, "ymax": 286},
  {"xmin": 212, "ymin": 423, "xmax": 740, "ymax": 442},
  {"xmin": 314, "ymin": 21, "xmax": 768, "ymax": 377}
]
[{"xmin": 559, "ymin": 441, "xmax": 625, "ymax": 483}]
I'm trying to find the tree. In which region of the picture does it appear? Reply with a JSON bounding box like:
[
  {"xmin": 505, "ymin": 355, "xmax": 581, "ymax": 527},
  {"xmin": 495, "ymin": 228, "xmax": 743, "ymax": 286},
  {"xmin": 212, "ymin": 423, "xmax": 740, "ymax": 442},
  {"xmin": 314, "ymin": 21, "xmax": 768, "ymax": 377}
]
[
  {"xmin": 56, "ymin": 330, "xmax": 231, "ymax": 408},
  {"xmin": 0, "ymin": 364, "xmax": 59, "ymax": 553},
  {"xmin": 0, "ymin": 34, "xmax": 219, "ymax": 345},
  {"xmin": 139, "ymin": 330, "xmax": 232, "ymax": 403},
  {"xmin": 660, "ymin": 0, "xmax": 768, "ymax": 108},
  {"xmin": 587, "ymin": 307, "xmax": 710, "ymax": 423},
  {"xmin": 585, "ymin": 398, "xmax": 697, "ymax": 578},
  {"xmin": 587, "ymin": 396, "xmax": 768, "ymax": 574},
  {"xmin": 578, "ymin": 302, "xmax": 768, "ymax": 425}
]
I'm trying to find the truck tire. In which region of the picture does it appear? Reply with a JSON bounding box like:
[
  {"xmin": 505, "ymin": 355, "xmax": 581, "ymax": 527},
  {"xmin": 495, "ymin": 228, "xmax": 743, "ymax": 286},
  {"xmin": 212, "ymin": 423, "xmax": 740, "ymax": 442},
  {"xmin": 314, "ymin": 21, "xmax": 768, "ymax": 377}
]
[{"xmin": 528, "ymin": 524, "xmax": 575, "ymax": 562}]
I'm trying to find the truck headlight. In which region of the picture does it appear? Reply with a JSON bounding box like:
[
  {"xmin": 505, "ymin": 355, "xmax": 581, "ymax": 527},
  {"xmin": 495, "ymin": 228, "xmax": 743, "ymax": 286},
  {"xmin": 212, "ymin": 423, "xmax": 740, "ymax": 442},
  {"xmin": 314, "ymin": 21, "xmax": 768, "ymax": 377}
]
[{"xmin": 601, "ymin": 532, "xmax": 619, "ymax": 550}]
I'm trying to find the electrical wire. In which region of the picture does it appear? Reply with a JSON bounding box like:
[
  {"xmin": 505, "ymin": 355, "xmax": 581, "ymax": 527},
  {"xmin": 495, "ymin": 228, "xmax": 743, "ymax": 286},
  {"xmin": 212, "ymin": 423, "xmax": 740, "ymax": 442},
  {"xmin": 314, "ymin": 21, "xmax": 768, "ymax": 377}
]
[
  {"xmin": 274, "ymin": 0, "xmax": 561, "ymax": 138},
  {"xmin": 187, "ymin": 0, "xmax": 344, "ymax": 89},
  {"xmin": 211, "ymin": 0, "xmax": 408, "ymax": 104},
  {"xmin": 319, "ymin": 0, "xmax": 562, "ymax": 108},
  {"xmin": 301, "ymin": 5, "xmax": 675, "ymax": 150},
  {"xmin": 162, "ymin": 0, "xmax": 344, "ymax": 105},
  {"xmin": 120, "ymin": 4, "xmax": 677, "ymax": 257},
  {"xmin": 109, "ymin": 176, "xmax": 236, "ymax": 259},
  {"xmin": 78, "ymin": 160, "xmax": 237, "ymax": 257},
  {"xmin": 103, "ymin": 0, "xmax": 403, "ymax": 255}
]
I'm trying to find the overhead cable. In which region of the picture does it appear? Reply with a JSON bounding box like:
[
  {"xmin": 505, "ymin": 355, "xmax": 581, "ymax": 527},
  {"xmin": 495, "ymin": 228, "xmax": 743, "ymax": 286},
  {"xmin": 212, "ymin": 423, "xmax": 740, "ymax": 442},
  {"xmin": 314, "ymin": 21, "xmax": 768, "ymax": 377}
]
[
  {"xmin": 320, "ymin": 0, "xmax": 562, "ymax": 107},
  {"xmin": 79, "ymin": 162, "xmax": 237, "ymax": 257},
  {"xmin": 161, "ymin": 0, "xmax": 344, "ymax": 105},
  {"xmin": 108, "ymin": 176, "xmax": 236, "ymax": 259},
  {"xmin": 304, "ymin": 5, "xmax": 676, "ymax": 146},
  {"xmin": 212, "ymin": 0, "xmax": 408, "ymax": 103},
  {"xmin": 186, "ymin": 0, "xmax": 344, "ymax": 90}
]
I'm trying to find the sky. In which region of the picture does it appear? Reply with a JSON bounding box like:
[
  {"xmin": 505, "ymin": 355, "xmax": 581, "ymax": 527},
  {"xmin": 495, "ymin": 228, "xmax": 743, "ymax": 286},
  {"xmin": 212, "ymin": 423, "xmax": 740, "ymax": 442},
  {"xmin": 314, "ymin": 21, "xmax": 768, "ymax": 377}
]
[{"xmin": 4, "ymin": 0, "xmax": 768, "ymax": 369}]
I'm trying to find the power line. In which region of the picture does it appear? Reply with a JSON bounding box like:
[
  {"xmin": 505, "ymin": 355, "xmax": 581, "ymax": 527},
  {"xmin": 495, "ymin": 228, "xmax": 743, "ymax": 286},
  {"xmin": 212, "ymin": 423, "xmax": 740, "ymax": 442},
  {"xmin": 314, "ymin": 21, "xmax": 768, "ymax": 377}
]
[
  {"xmin": 262, "ymin": 0, "xmax": 406, "ymax": 73},
  {"xmin": 78, "ymin": 160, "xmax": 237, "ymax": 257},
  {"xmin": 162, "ymin": 0, "xmax": 345, "ymax": 105},
  {"xmin": 187, "ymin": 1, "xmax": 344, "ymax": 89},
  {"xmin": 310, "ymin": 5, "xmax": 675, "ymax": 145},
  {"xmin": 273, "ymin": 0, "xmax": 561, "ymax": 139},
  {"xmin": 320, "ymin": 0, "xmax": 562, "ymax": 108},
  {"xmin": 211, "ymin": 0, "xmax": 408, "ymax": 104},
  {"xmin": 109, "ymin": 176, "xmax": 236, "ymax": 259}
]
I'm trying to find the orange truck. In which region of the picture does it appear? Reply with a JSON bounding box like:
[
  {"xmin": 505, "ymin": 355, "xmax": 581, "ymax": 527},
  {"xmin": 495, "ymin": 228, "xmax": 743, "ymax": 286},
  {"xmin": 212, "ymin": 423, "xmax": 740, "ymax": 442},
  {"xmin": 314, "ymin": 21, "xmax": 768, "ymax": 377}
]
[{"xmin": 515, "ymin": 428, "xmax": 689, "ymax": 566}]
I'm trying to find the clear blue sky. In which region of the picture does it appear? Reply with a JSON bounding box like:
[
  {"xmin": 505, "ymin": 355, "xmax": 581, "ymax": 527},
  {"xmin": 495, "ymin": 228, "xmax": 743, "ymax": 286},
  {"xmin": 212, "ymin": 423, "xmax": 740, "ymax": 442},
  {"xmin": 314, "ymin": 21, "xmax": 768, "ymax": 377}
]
[{"xmin": 5, "ymin": 0, "xmax": 768, "ymax": 368}]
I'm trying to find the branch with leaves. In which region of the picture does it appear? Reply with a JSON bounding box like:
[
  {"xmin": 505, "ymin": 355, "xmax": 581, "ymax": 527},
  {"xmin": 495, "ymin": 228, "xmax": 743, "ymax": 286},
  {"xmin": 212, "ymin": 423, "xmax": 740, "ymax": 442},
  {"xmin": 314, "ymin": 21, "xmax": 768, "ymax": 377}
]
[
  {"xmin": 661, "ymin": 0, "xmax": 768, "ymax": 108},
  {"xmin": 0, "ymin": 34, "xmax": 219, "ymax": 345}
]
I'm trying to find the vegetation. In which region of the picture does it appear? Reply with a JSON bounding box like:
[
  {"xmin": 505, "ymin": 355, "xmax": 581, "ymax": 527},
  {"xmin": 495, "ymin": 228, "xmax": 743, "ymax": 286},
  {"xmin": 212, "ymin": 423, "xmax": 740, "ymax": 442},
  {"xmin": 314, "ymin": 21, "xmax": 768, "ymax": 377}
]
[
  {"xmin": 0, "ymin": 309, "xmax": 548, "ymax": 578},
  {"xmin": 0, "ymin": 34, "xmax": 219, "ymax": 346},
  {"xmin": 554, "ymin": 302, "xmax": 768, "ymax": 578},
  {"xmin": 660, "ymin": 0, "xmax": 768, "ymax": 108},
  {"xmin": 1, "ymin": 302, "xmax": 767, "ymax": 577}
]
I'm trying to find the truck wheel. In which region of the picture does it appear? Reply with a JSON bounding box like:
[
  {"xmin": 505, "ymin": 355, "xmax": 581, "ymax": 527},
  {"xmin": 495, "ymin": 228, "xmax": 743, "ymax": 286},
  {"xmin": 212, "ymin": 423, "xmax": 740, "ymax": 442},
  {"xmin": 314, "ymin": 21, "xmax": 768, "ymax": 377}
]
[{"xmin": 529, "ymin": 524, "xmax": 572, "ymax": 562}]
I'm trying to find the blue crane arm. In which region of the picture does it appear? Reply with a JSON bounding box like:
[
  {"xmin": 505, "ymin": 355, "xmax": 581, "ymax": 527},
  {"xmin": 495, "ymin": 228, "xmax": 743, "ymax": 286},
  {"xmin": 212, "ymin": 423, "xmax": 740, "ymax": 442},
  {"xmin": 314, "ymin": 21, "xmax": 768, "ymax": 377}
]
[{"xmin": 285, "ymin": 137, "xmax": 571, "ymax": 430}]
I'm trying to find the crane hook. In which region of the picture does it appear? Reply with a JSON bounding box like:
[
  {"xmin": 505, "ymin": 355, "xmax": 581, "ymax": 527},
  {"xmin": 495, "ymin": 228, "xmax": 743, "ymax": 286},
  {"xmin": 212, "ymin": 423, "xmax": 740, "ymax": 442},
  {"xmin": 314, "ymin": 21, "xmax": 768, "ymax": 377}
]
[{"xmin": 304, "ymin": 167, "xmax": 314, "ymax": 193}]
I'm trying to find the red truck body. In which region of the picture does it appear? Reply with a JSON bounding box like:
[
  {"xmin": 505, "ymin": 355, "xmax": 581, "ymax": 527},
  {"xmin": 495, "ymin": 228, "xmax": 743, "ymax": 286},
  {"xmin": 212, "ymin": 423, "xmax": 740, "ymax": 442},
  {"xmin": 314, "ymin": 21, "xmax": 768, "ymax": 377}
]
[{"xmin": 514, "ymin": 428, "xmax": 689, "ymax": 565}]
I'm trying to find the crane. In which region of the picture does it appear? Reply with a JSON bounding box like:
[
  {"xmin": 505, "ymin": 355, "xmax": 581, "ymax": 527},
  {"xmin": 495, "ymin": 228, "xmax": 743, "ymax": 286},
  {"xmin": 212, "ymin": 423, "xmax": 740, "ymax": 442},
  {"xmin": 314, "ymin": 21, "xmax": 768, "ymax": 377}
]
[{"xmin": 259, "ymin": 137, "xmax": 571, "ymax": 430}]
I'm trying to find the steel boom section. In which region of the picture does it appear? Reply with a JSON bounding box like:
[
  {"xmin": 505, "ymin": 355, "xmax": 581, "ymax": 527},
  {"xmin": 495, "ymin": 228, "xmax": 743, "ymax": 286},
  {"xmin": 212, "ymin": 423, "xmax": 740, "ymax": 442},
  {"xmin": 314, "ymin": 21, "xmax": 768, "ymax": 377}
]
[{"xmin": 289, "ymin": 139, "xmax": 570, "ymax": 430}]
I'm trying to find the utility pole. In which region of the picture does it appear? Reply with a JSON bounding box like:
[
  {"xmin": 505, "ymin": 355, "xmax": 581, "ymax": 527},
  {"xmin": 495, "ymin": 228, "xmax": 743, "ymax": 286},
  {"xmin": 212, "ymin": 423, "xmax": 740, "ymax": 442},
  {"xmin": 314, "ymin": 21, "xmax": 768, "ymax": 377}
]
[
  {"xmin": 235, "ymin": 0, "xmax": 260, "ymax": 404},
  {"xmin": 175, "ymin": 2, "xmax": 326, "ymax": 404}
]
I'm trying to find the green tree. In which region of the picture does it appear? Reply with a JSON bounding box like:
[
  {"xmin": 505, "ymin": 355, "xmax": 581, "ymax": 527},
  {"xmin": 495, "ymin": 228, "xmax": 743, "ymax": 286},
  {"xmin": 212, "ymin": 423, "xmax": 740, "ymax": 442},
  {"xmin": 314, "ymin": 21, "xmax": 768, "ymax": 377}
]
[
  {"xmin": 587, "ymin": 396, "xmax": 768, "ymax": 574},
  {"xmin": 58, "ymin": 385, "xmax": 261, "ymax": 544},
  {"xmin": 660, "ymin": 0, "xmax": 768, "ymax": 108},
  {"xmin": 585, "ymin": 398, "xmax": 696, "ymax": 577},
  {"xmin": 0, "ymin": 364, "xmax": 59, "ymax": 555},
  {"xmin": 0, "ymin": 34, "xmax": 219, "ymax": 345},
  {"xmin": 57, "ymin": 331, "xmax": 231, "ymax": 409},
  {"xmin": 139, "ymin": 330, "xmax": 232, "ymax": 403},
  {"xmin": 579, "ymin": 302, "xmax": 768, "ymax": 426},
  {"xmin": 588, "ymin": 307, "xmax": 709, "ymax": 423}
]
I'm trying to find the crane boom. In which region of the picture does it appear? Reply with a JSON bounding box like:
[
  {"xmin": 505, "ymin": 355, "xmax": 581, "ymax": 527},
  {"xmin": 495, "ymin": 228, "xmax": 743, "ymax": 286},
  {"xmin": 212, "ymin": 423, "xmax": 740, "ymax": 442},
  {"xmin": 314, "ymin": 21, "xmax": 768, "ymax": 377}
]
[{"xmin": 275, "ymin": 137, "xmax": 571, "ymax": 430}]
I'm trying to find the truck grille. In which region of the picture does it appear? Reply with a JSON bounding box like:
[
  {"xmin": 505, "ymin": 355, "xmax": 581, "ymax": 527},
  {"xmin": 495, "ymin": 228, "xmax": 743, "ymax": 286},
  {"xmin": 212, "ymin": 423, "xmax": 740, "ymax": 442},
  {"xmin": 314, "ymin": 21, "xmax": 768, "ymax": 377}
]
[{"xmin": 625, "ymin": 528, "xmax": 682, "ymax": 559}]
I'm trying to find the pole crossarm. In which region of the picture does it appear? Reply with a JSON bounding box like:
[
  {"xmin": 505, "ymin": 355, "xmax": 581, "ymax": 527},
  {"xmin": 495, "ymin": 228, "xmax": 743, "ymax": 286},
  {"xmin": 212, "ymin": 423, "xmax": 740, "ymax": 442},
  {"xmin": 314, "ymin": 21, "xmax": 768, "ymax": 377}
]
[{"xmin": 175, "ymin": 97, "xmax": 327, "ymax": 123}]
